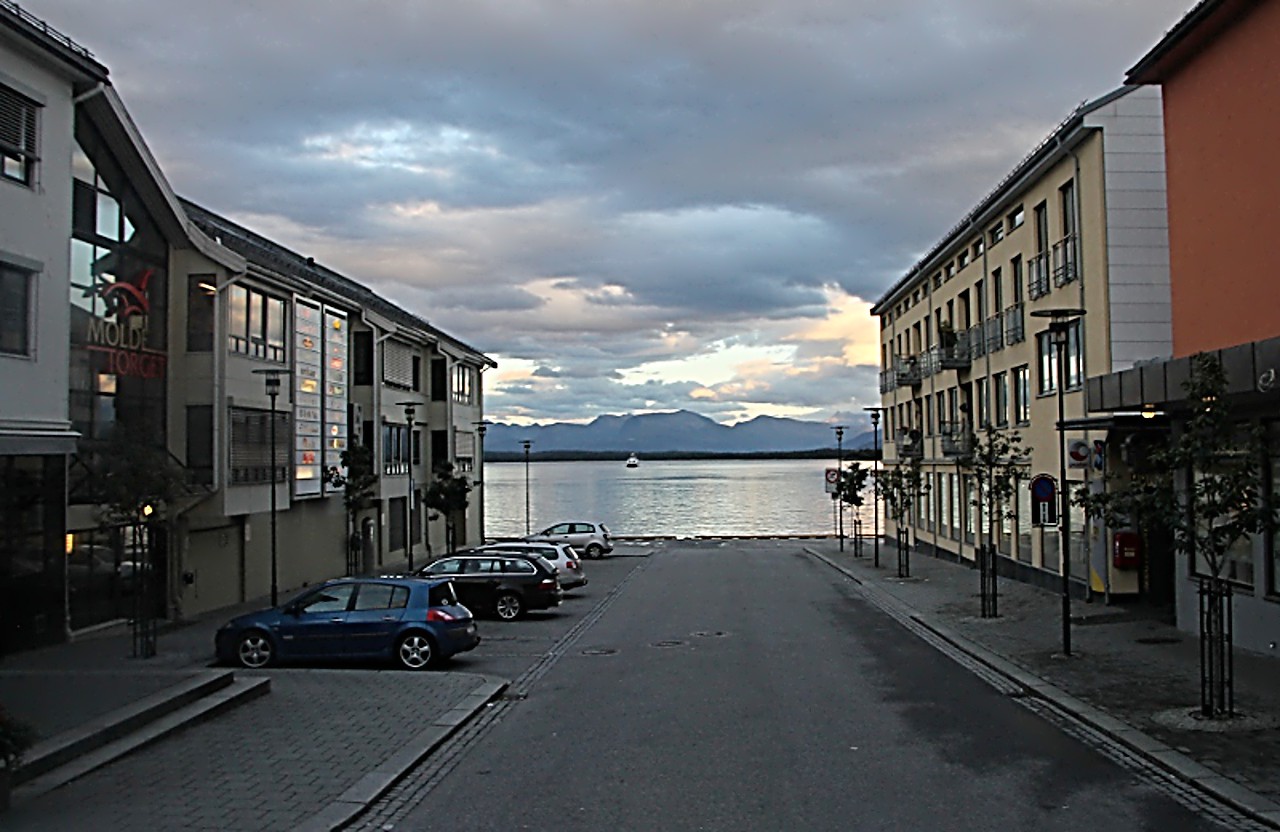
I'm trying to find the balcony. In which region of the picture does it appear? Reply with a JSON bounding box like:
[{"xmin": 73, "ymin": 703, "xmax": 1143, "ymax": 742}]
[
  {"xmin": 1052, "ymin": 235, "xmax": 1078, "ymax": 286},
  {"xmin": 984, "ymin": 317, "xmax": 1004, "ymax": 353},
  {"xmin": 1028, "ymin": 252, "xmax": 1050, "ymax": 299},
  {"xmin": 1003, "ymin": 303, "xmax": 1025, "ymax": 345},
  {"xmin": 894, "ymin": 355, "xmax": 922, "ymax": 387},
  {"xmin": 896, "ymin": 429, "xmax": 924, "ymax": 459},
  {"xmin": 939, "ymin": 421, "xmax": 974, "ymax": 458},
  {"xmin": 967, "ymin": 325, "xmax": 986, "ymax": 358},
  {"xmin": 937, "ymin": 329, "xmax": 971, "ymax": 370},
  {"xmin": 879, "ymin": 368, "xmax": 897, "ymax": 393}
]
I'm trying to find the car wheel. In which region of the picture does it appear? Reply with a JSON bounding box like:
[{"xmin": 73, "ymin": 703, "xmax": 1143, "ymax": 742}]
[
  {"xmin": 237, "ymin": 630, "xmax": 274, "ymax": 669},
  {"xmin": 396, "ymin": 632, "xmax": 435, "ymax": 670},
  {"xmin": 495, "ymin": 592, "xmax": 523, "ymax": 620},
  {"xmin": 586, "ymin": 543, "xmax": 604, "ymax": 559}
]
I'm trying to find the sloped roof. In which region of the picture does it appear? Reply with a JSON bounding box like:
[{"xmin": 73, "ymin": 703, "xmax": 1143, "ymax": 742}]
[
  {"xmin": 181, "ymin": 199, "xmax": 495, "ymax": 367},
  {"xmin": 1126, "ymin": 0, "xmax": 1257, "ymax": 84}
]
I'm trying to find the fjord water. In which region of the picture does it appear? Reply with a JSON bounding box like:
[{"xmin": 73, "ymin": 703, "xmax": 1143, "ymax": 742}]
[{"xmin": 481, "ymin": 458, "xmax": 876, "ymax": 539}]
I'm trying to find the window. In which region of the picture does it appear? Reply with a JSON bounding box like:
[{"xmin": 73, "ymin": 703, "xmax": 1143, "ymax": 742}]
[
  {"xmin": 300, "ymin": 584, "xmax": 356, "ymax": 614},
  {"xmin": 1011, "ymin": 256, "xmax": 1023, "ymax": 303},
  {"xmin": 1037, "ymin": 331, "xmax": 1058, "ymax": 395},
  {"xmin": 991, "ymin": 268, "xmax": 1003, "ymax": 312},
  {"xmin": 1060, "ymin": 179, "xmax": 1076, "ymax": 238},
  {"xmin": 989, "ymin": 223, "xmax": 1004, "ymax": 246},
  {"xmin": 1007, "ymin": 205, "xmax": 1024, "ymax": 231},
  {"xmin": 431, "ymin": 358, "xmax": 447, "ymax": 401},
  {"xmin": 0, "ymin": 261, "xmax": 33, "ymax": 355},
  {"xmin": 383, "ymin": 340, "xmax": 415, "ymax": 388},
  {"xmin": 227, "ymin": 285, "xmax": 287, "ymax": 362},
  {"xmin": 352, "ymin": 331, "xmax": 373, "ymax": 385},
  {"xmin": 186, "ymin": 405, "xmax": 213, "ymax": 485},
  {"xmin": 186, "ymin": 276, "xmax": 215, "ymax": 352},
  {"xmin": 1, "ymin": 84, "xmax": 39, "ymax": 186},
  {"xmin": 1033, "ymin": 201, "xmax": 1049, "ymax": 254},
  {"xmin": 973, "ymin": 239, "xmax": 984, "ymax": 258},
  {"xmin": 976, "ymin": 377, "xmax": 990, "ymax": 427},
  {"xmin": 1037, "ymin": 321, "xmax": 1083, "ymax": 394},
  {"xmin": 229, "ymin": 406, "xmax": 290, "ymax": 485},
  {"xmin": 1013, "ymin": 366, "xmax": 1030, "ymax": 423},
  {"xmin": 452, "ymin": 364, "xmax": 475, "ymax": 404},
  {"xmin": 353, "ymin": 583, "xmax": 409, "ymax": 611},
  {"xmin": 382, "ymin": 423, "xmax": 410, "ymax": 475},
  {"xmin": 993, "ymin": 373, "xmax": 1009, "ymax": 427}
]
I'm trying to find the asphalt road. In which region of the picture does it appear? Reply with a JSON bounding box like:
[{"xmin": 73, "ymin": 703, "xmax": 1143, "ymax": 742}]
[{"xmin": 356, "ymin": 539, "xmax": 1229, "ymax": 832}]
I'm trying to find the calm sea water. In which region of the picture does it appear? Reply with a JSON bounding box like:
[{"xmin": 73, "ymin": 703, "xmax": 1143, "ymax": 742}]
[{"xmin": 479, "ymin": 458, "xmax": 878, "ymax": 538}]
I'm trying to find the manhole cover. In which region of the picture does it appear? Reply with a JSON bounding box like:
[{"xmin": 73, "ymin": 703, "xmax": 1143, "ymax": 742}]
[
  {"xmin": 692, "ymin": 631, "xmax": 729, "ymax": 638},
  {"xmin": 581, "ymin": 647, "xmax": 619, "ymax": 656},
  {"xmin": 1136, "ymin": 636, "xmax": 1182, "ymax": 645},
  {"xmin": 652, "ymin": 640, "xmax": 685, "ymax": 648}
]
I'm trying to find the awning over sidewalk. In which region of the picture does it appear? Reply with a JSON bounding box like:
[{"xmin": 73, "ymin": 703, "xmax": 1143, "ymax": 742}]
[{"xmin": 0, "ymin": 428, "xmax": 81, "ymax": 455}]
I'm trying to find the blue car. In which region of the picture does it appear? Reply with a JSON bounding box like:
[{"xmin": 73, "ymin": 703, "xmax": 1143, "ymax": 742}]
[{"xmin": 215, "ymin": 576, "xmax": 479, "ymax": 670}]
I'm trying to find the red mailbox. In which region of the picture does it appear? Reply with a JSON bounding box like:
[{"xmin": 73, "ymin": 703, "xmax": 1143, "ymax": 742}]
[{"xmin": 1112, "ymin": 531, "xmax": 1142, "ymax": 570}]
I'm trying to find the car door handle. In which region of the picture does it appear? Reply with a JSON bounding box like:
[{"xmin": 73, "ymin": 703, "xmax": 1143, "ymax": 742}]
[
  {"xmin": 381, "ymin": 616, "xmax": 398, "ymax": 621},
  {"xmin": 330, "ymin": 617, "xmax": 344, "ymax": 623}
]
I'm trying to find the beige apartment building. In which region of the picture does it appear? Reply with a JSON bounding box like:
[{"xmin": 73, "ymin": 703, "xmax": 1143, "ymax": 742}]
[{"xmin": 871, "ymin": 85, "xmax": 1174, "ymax": 603}]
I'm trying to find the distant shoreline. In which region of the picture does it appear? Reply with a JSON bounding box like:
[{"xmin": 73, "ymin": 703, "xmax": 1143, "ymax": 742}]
[{"xmin": 484, "ymin": 449, "xmax": 878, "ymax": 463}]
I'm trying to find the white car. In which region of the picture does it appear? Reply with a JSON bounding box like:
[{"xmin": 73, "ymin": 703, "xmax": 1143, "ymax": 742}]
[
  {"xmin": 525, "ymin": 521, "xmax": 614, "ymax": 559},
  {"xmin": 479, "ymin": 541, "xmax": 588, "ymax": 590}
]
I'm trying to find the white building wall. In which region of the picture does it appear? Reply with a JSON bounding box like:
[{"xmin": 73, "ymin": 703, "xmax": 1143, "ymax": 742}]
[
  {"xmin": 1086, "ymin": 86, "xmax": 1174, "ymax": 373},
  {"xmin": 0, "ymin": 55, "xmax": 75, "ymax": 440}
]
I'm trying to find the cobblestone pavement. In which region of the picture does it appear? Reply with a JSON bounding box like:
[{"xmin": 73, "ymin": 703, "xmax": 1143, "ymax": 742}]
[
  {"xmin": 809, "ymin": 540, "xmax": 1280, "ymax": 813},
  {"xmin": 2, "ymin": 668, "xmax": 489, "ymax": 832}
]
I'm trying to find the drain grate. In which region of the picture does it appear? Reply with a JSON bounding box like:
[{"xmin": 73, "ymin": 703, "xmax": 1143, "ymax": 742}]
[
  {"xmin": 581, "ymin": 647, "xmax": 619, "ymax": 656},
  {"xmin": 652, "ymin": 640, "xmax": 685, "ymax": 648}
]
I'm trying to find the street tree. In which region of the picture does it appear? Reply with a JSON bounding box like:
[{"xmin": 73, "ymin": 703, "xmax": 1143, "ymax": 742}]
[
  {"xmin": 1077, "ymin": 352, "xmax": 1277, "ymax": 717},
  {"xmin": 340, "ymin": 444, "xmax": 378, "ymax": 574},
  {"xmin": 960, "ymin": 425, "xmax": 1031, "ymax": 617},
  {"xmin": 878, "ymin": 456, "xmax": 928, "ymax": 577},
  {"xmin": 836, "ymin": 462, "xmax": 871, "ymax": 552},
  {"xmin": 424, "ymin": 462, "xmax": 472, "ymax": 554}
]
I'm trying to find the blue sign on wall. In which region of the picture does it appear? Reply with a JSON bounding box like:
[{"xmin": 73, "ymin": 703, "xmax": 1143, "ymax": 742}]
[{"xmin": 1029, "ymin": 474, "xmax": 1058, "ymax": 526}]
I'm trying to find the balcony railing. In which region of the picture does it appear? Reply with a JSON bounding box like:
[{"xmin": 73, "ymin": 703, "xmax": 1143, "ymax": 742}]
[
  {"xmin": 1028, "ymin": 252, "xmax": 1050, "ymax": 299},
  {"xmin": 939, "ymin": 421, "xmax": 974, "ymax": 458},
  {"xmin": 938, "ymin": 329, "xmax": 971, "ymax": 370},
  {"xmin": 879, "ymin": 368, "xmax": 897, "ymax": 393},
  {"xmin": 1052, "ymin": 235, "xmax": 1078, "ymax": 286},
  {"xmin": 896, "ymin": 429, "xmax": 924, "ymax": 459},
  {"xmin": 1003, "ymin": 303, "xmax": 1025, "ymax": 345},
  {"xmin": 894, "ymin": 356, "xmax": 922, "ymax": 387},
  {"xmin": 984, "ymin": 317, "xmax": 1004, "ymax": 353},
  {"xmin": 919, "ymin": 348, "xmax": 940, "ymax": 378},
  {"xmin": 967, "ymin": 325, "xmax": 986, "ymax": 358}
]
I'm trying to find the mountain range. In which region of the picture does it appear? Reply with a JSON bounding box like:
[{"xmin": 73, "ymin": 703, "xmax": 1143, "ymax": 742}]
[{"xmin": 483, "ymin": 410, "xmax": 875, "ymax": 455}]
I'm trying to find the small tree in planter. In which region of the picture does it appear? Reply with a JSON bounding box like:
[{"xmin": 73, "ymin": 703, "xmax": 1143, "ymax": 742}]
[
  {"xmin": 340, "ymin": 444, "xmax": 379, "ymax": 575},
  {"xmin": 878, "ymin": 457, "xmax": 928, "ymax": 578},
  {"xmin": 1077, "ymin": 353, "xmax": 1277, "ymax": 717},
  {"xmin": 836, "ymin": 463, "xmax": 871, "ymax": 553},
  {"xmin": 424, "ymin": 462, "xmax": 472, "ymax": 555},
  {"xmin": 961, "ymin": 424, "xmax": 1031, "ymax": 618}
]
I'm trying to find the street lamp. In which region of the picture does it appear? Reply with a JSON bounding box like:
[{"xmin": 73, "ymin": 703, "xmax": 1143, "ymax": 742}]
[
  {"xmin": 521, "ymin": 439, "xmax": 532, "ymax": 535},
  {"xmin": 864, "ymin": 407, "xmax": 885, "ymax": 568},
  {"xmin": 253, "ymin": 368, "xmax": 293, "ymax": 606},
  {"xmin": 473, "ymin": 420, "xmax": 491, "ymax": 541},
  {"xmin": 832, "ymin": 425, "xmax": 847, "ymax": 552},
  {"xmin": 398, "ymin": 401, "xmax": 418, "ymax": 572},
  {"xmin": 1031, "ymin": 307, "xmax": 1086, "ymax": 657}
]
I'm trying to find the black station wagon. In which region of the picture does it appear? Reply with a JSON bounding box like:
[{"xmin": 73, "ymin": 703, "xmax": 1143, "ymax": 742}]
[{"xmin": 418, "ymin": 553, "xmax": 562, "ymax": 620}]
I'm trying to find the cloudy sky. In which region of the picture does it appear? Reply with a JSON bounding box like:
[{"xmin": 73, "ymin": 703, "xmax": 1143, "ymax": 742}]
[{"xmin": 34, "ymin": 0, "xmax": 1189, "ymax": 427}]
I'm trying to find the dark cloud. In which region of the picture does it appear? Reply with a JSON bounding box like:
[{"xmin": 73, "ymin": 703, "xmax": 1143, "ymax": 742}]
[{"xmin": 36, "ymin": 0, "xmax": 1192, "ymax": 424}]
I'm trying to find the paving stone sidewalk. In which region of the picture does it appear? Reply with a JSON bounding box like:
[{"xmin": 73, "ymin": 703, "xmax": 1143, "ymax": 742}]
[{"xmin": 810, "ymin": 539, "xmax": 1280, "ymax": 812}]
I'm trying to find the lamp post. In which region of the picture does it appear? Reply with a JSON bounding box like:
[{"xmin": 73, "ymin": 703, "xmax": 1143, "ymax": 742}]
[
  {"xmin": 521, "ymin": 439, "xmax": 532, "ymax": 535},
  {"xmin": 474, "ymin": 420, "xmax": 491, "ymax": 542},
  {"xmin": 253, "ymin": 368, "xmax": 292, "ymax": 606},
  {"xmin": 864, "ymin": 407, "xmax": 885, "ymax": 568},
  {"xmin": 1031, "ymin": 308, "xmax": 1086, "ymax": 657},
  {"xmin": 398, "ymin": 401, "xmax": 418, "ymax": 572},
  {"xmin": 832, "ymin": 425, "xmax": 847, "ymax": 552}
]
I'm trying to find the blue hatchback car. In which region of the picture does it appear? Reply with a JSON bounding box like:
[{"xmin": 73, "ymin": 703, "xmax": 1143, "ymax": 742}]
[{"xmin": 215, "ymin": 577, "xmax": 479, "ymax": 670}]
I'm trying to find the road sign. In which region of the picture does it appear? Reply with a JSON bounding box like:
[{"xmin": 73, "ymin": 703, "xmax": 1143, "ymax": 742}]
[
  {"xmin": 1068, "ymin": 440, "xmax": 1090, "ymax": 469},
  {"xmin": 825, "ymin": 468, "xmax": 840, "ymax": 494},
  {"xmin": 1030, "ymin": 474, "xmax": 1058, "ymax": 526}
]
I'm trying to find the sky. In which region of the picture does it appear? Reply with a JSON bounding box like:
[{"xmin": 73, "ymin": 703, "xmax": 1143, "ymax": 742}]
[{"xmin": 31, "ymin": 0, "xmax": 1192, "ymax": 428}]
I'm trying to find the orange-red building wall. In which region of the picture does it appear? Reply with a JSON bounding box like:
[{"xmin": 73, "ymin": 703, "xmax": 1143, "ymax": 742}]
[{"xmin": 1161, "ymin": 1, "xmax": 1280, "ymax": 357}]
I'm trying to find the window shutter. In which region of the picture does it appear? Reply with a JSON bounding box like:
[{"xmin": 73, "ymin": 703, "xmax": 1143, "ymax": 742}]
[{"xmin": 383, "ymin": 340, "xmax": 414, "ymax": 387}]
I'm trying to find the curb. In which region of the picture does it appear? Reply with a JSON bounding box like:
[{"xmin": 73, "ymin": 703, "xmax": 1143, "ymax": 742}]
[
  {"xmin": 292, "ymin": 674, "xmax": 509, "ymax": 832},
  {"xmin": 805, "ymin": 547, "xmax": 1280, "ymax": 830}
]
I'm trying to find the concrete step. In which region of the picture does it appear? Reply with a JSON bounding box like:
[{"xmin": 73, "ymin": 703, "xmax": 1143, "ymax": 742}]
[{"xmin": 11, "ymin": 672, "xmax": 270, "ymax": 805}]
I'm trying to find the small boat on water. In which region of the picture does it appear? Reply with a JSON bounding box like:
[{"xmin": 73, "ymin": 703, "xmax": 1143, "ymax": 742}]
[{"xmin": 626, "ymin": 453, "xmax": 639, "ymax": 468}]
